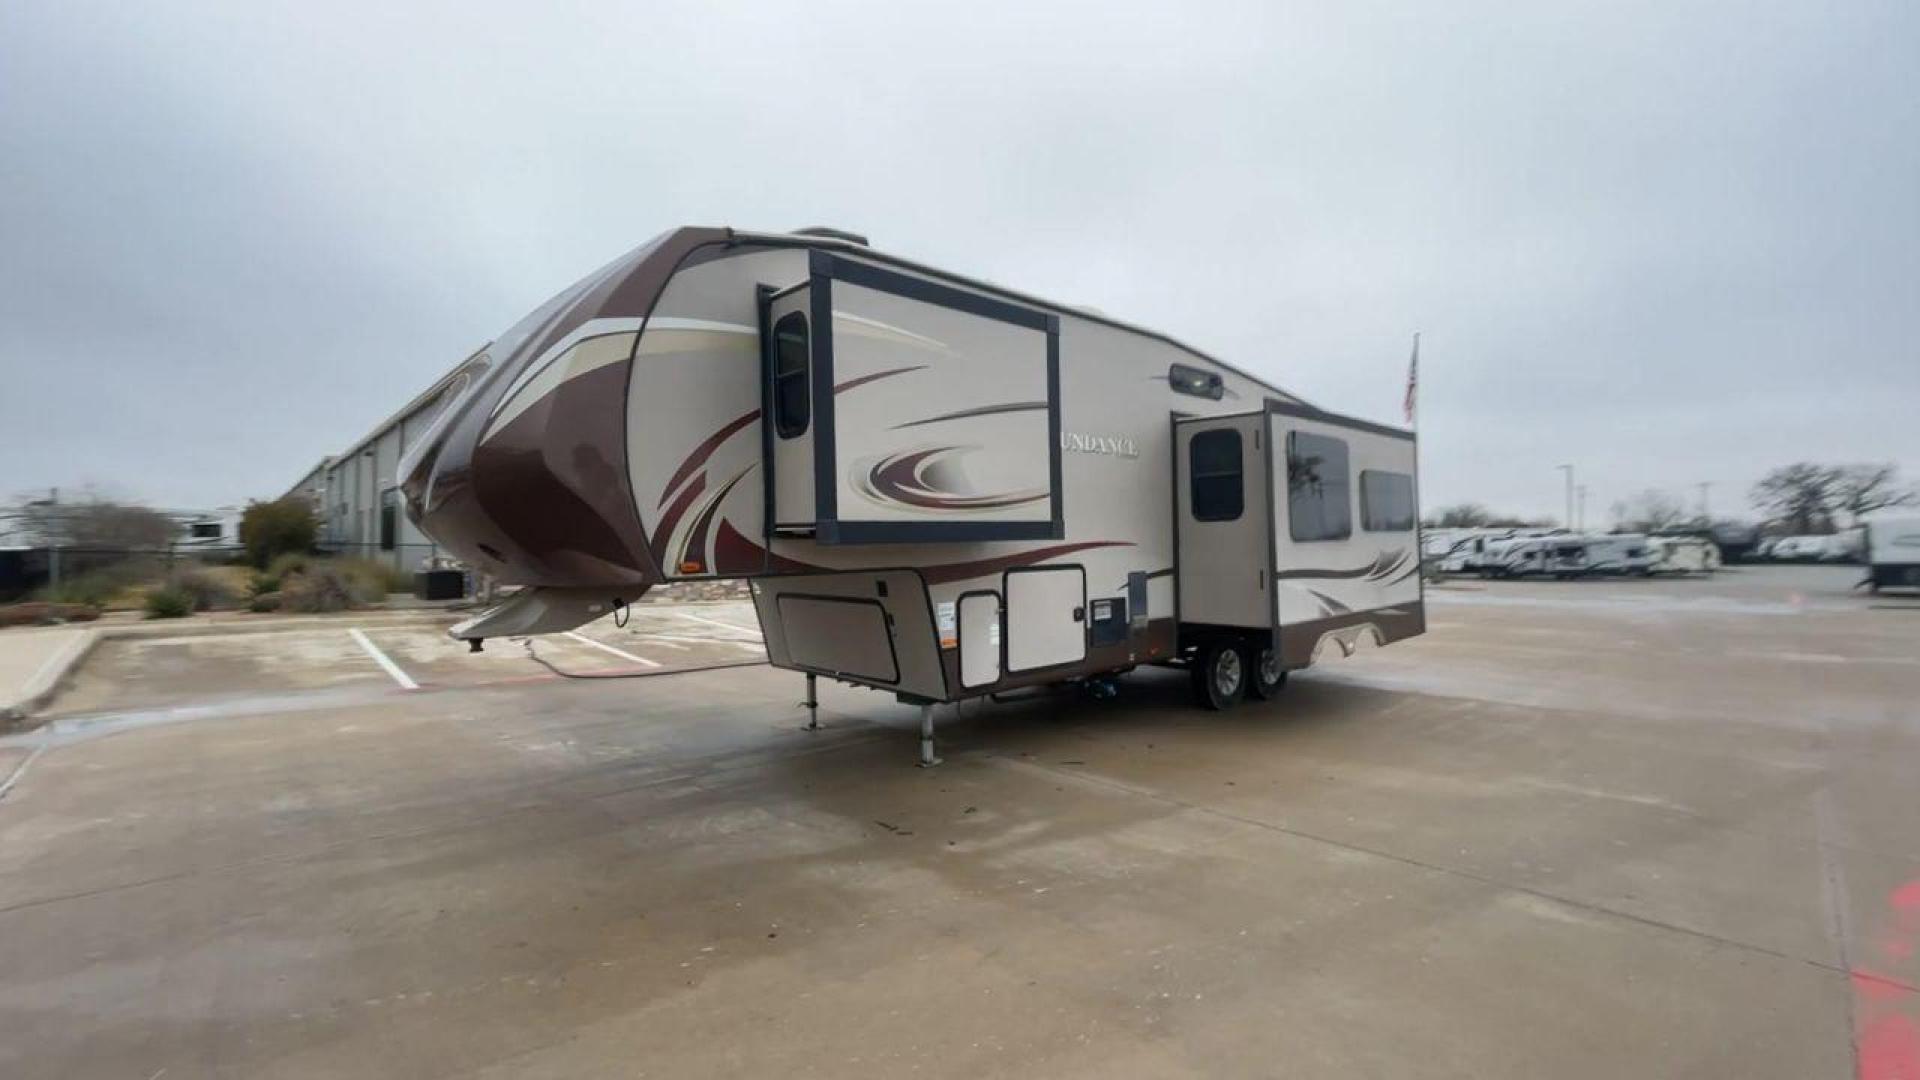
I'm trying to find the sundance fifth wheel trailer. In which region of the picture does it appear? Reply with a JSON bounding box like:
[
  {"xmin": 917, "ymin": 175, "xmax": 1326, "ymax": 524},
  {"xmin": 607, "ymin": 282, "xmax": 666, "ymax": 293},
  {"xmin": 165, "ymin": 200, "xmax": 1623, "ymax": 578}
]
[{"xmin": 400, "ymin": 226, "xmax": 1425, "ymax": 762}]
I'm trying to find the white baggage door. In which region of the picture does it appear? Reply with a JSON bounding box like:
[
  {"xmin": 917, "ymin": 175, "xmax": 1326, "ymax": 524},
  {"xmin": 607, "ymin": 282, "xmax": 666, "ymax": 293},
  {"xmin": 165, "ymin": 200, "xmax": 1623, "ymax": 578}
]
[
  {"xmin": 958, "ymin": 591, "xmax": 1002, "ymax": 688},
  {"xmin": 1004, "ymin": 566, "xmax": 1085, "ymax": 673}
]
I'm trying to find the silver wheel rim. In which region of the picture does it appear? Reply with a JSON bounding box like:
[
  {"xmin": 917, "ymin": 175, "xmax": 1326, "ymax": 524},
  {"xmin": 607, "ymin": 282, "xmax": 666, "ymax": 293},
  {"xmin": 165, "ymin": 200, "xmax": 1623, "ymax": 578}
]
[
  {"xmin": 1213, "ymin": 649, "xmax": 1242, "ymax": 698},
  {"xmin": 1258, "ymin": 649, "xmax": 1281, "ymax": 687}
]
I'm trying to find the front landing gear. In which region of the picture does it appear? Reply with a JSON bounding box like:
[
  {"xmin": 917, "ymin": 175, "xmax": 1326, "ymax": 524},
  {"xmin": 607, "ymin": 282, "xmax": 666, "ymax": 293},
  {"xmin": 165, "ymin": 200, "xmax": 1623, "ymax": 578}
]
[{"xmin": 919, "ymin": 703, "xmax": 941, "ymax": 767}]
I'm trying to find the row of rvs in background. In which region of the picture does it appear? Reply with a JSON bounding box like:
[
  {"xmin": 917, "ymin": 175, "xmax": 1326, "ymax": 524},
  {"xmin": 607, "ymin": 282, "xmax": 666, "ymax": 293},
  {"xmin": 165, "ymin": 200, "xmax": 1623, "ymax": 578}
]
[{"xmin": 1422, "ymin": 514, "xmax": 1920, "ymax": 589}]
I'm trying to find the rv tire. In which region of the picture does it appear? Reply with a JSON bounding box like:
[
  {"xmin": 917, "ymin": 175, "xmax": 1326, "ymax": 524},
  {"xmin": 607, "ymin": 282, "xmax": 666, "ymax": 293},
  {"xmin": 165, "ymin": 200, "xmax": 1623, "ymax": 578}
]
[
  {"xmin": 1249, "ymin": 646, "xmax": 1287, "ymax": 700},
  {"xmin": 1191, "ymin": 641, "xmax": 1248, "ymax": 711}
]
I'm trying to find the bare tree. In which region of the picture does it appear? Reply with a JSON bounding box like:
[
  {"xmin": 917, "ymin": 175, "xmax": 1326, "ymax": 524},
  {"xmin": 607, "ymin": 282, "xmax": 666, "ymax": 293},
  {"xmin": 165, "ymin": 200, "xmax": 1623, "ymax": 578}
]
[
  {"xmin": 1429, "ymin": 503, "xmax": 1494, "ymax": 527},
  {"xmin": 5, "ymin": 492, "xmax": 176, "ymax": 551},
  {"xmin": 1830, "ymin": 463, "xmax": 1918, "ymax": 525},
  {"xmin": 1611, "ymin": 489, "xmax": 1693, "ymax": 532},
  {"xmin": 1750, "ymin": 463, "xmax": 1839, "ymax": 534}
]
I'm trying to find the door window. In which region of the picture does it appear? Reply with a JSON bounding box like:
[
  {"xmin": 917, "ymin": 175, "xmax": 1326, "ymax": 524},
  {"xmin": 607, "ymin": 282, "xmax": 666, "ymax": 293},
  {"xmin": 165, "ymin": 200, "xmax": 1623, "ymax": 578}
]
[
  {"xmin": 772, "ymin": 311, "xmax": 810, "ymax": 438},
  {"xmin": 1189, "ymin": 429, "xmax": 1244, "ymax": 522}
]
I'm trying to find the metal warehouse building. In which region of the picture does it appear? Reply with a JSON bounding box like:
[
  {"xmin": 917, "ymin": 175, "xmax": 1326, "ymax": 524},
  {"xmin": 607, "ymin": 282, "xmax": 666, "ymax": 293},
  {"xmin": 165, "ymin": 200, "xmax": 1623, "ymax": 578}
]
[{"xmin": 283, "ymin": 364, "xmax": 463, "ymax": 573}]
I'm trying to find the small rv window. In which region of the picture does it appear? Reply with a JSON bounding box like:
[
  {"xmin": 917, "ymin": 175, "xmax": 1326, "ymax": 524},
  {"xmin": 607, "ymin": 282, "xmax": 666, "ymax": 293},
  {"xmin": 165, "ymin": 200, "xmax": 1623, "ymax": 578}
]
[
  {"xmin": 1168, "ymin": 363, "xmax": 1224, "ymax": 401},
  {"xmin": 1360, "ymin": 470, "xmax": 1416, "ymax": 532},
  {"xmin": 1189, "ymin": 429, "xmax": 1243, "ymax": 522},
  {"xmin": 1288, "ymin": 431, "xmax": 1351, "ymax": 541},
  {"xmin": 772, "ymin": 311, "xmax": 810, "ymax": 439}
]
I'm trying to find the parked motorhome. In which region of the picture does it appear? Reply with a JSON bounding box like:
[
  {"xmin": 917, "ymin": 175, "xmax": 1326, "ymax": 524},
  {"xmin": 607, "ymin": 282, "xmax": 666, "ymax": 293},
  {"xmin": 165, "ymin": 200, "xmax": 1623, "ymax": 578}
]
[
  {"xmin": 1769, "ymin": 535, "xmax": 1830, "ymax": 562},
  {"xmin": 401, "ymin": 226, "xmax": 1425, "ymax": 760},
  {"xmin": 1863, "ymin": 516, "xmax": 1920, "ymax": 592},
  {"xmin": 1487, "ymin": 533, "xmax": 1650, "ymax": 578},
  {"xmin": 1646, "ymin": 534, "xmax": 1719, "ymax": 574}
]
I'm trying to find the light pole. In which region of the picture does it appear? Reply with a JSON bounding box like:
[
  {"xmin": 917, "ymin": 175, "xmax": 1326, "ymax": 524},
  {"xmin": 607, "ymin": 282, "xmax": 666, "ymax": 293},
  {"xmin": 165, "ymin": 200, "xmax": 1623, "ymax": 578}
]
[
  {"xmin": 1557, "ymin": 464, "xmax": 1574, "ymax": 531},
  {"xmin": 1697, "ymin": 482, "xmax": 1711, "ymax": 521},
  {"xmin": 1577, "ymin": 485, "xmax": 1589, "ymax": 532}
]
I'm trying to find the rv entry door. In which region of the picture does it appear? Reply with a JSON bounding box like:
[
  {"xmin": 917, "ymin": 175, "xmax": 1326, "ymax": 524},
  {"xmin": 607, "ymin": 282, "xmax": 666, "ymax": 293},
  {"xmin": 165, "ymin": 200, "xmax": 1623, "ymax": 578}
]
[{"xmin": 1174, "ymin": 412, "xmax": 1273, "ymax": 630}]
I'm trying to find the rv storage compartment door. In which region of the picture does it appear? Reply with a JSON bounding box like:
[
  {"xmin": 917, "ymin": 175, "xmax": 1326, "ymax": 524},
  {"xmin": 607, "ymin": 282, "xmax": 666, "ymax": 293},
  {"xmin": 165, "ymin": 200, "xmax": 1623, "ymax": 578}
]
[
  {"xmin": 781, "ymin": 251, "xmax": 1062, "ymax": 545},
  {"xmin": 957, "ymin": 591, "xmax": 1001, "ymax": 689},
  {"xmin": 775, "ymin": 595, "xmax": 899, "ymax": 684},
  {"xmin": 1175, "ymin": 413, "xmax": 1272, "ymax": 630},
  {"xmin": 1004, "ymin": 566, "xmax": 1085, "ymax": 673}
]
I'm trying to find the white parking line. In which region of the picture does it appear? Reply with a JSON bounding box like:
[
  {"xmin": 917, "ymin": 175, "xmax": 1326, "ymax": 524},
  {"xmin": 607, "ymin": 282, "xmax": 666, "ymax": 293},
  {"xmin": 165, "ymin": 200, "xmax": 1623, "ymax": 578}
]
[
  {"xmin": 563, "ymin": 631, "xmax": 661, "ymax": 668},
  {"xmin": 348, "ymin": 628, "xmax": 419, "ymax": 691},
  {"xmin": 667, "ymin": 610, "xmax": 763, "ymax": 638}
]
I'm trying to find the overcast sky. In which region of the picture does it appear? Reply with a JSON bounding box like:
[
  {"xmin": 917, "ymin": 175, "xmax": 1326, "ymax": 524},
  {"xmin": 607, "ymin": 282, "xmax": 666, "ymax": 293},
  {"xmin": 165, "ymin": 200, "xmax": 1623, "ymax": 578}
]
[{"xmin": 3, "ymin": 1, "xmax": 1915, "ymax": 523}]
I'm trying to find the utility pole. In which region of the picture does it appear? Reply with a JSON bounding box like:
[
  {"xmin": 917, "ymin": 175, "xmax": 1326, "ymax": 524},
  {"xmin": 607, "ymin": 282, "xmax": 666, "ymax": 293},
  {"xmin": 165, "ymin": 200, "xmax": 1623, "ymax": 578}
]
[
  {"xmin": 1557, "ymin": 464, "xmax": 1574, "ymax": 530},
  {"xmin": 1697, "ymin": 482, "xmax": 1711, "ymax": 521},
  {"xmin": 1577, "ymin": 485, "xmax": 1589, "ymax": 532}
]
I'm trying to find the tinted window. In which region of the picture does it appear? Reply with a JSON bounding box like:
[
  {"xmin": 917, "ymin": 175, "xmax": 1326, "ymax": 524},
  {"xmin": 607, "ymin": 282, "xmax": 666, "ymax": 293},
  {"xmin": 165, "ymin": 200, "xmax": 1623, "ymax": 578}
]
[
  {"xmin": 1288, "ymin": 431, "xmax": 1351, "ymax": 541},
  {"xmin": 1169, "ymin": 363, "xmax": 1224, "ymax": 401},
  {"xmin": 1360, "ymin": 470, "xmax": 1415, "ymax": 532},
  {"xmin": 773, "ymin": 311, "xmax": 810, "ymax": 439},
  {"xmin": 1189, "ymin": 429, "xmax": 1243, "ymax": 522}
]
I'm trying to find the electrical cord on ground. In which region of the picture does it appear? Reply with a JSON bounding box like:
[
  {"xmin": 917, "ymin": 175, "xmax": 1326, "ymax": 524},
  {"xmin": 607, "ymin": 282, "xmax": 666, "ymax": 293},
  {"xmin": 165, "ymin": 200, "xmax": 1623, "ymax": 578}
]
[{"xmin": 518, "ymin": 638, "xmax": 767, "ymax": 680}]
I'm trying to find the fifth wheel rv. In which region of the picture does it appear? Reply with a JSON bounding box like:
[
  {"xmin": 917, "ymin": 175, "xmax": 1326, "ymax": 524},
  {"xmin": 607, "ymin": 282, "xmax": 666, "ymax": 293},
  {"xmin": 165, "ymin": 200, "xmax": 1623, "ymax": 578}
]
[{"xmin": 400, "ymin": 226, "xmax": 1425, "ymax": 761}]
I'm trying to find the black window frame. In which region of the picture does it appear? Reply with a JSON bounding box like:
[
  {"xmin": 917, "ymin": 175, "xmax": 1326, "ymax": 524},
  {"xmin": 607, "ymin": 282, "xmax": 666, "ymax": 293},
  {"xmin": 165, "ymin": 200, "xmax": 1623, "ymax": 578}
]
[
  {"xmin": 1189, "ymin": 428, "xmax": 1244, "ymax": 522},
  {"xmin": 1287, "ymin": 430, "xmax": 1352, "ymax": 542},
  {"xmin": 1359, "ymin": 469, "xmax": 1416, "ymax": 532},
  {"xmin": 772, "ymin": 310, "xmax": 810, "ymax": 439},
  {"xmin": 189, "ymin": 521, "xmax": 222, "ymax": 539},
  {"xmin": 1168, "ymin": 363, "xmax": 1225, "ymax": 401}
]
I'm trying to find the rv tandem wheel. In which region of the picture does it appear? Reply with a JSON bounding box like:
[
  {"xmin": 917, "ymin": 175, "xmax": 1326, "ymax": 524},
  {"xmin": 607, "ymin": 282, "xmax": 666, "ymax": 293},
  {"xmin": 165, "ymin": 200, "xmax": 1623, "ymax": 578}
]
[
  {"xmin": 1191, "ymin": 641, "xmax": 1249, "ymax": 710},
  {"xmin": 1249, "ymin": 646, "xmax": 1288, "ymax": 700}
]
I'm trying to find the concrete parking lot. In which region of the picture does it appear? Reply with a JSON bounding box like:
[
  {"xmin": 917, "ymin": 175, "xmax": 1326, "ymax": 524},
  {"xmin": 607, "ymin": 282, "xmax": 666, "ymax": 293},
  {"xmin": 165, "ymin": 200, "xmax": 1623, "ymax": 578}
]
[{"xmin": 2, "ymin": 569, "xmax": 1917, "ymax": 1078}]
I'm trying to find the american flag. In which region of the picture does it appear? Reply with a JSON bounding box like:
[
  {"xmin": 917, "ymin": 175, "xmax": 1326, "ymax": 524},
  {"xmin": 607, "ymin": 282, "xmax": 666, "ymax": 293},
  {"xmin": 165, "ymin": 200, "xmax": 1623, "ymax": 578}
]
[{"xmin": 1403, "ymin": 333, "xmax": 1420, "ymax": 427}]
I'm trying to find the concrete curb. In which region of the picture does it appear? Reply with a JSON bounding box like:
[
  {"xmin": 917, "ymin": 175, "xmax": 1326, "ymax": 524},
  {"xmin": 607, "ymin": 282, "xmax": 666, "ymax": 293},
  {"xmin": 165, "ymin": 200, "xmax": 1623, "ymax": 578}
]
[{"xmin": 1, "ymin": 628, "xmax": 100, "ymax": 730}]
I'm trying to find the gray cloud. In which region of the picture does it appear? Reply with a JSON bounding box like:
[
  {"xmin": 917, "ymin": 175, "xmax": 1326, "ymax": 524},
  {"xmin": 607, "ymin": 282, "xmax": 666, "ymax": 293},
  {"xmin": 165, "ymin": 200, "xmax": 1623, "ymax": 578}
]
[{"xmin": 3, "ymin": 0, "xmax": 1915, "ymax": 521}]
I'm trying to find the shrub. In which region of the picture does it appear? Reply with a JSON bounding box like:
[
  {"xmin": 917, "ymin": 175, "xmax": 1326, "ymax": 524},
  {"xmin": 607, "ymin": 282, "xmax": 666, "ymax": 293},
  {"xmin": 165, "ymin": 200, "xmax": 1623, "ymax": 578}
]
[
  {"xmin": 240, "ymin": 499, "xmax": 318, "ymax": 569},
  {"xmin": 39, "ymin": 570, "xmax": 128, "ymax": 608},
  {"xmin": 280, "ymin": 565, "xmax": 358, "ymax": 612},
  {"xmin": 335, "ymin": 557, "xmax": 412, "ymax": 598},
  {"xmin": 168, "ymin": 566, "xmax": 240, "ymax": 612},
  {"xmin": 143, "ymin": 587, "xmax": 193, "ymax": 619},
  {"xmin": 248, "ymin": 591, "xmax": 283, "ymax": 613}
]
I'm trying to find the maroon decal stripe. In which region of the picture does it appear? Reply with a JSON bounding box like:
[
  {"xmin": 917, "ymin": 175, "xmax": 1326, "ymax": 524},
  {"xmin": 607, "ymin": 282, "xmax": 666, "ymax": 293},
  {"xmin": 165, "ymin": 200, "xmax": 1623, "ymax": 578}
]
[
  {"xmin": 921, "ymin": 541, "xmax": 1132, "ymax": 585},
  {"xmin": 680, "ymin": 468, "xmax": 753, "ymax": 569},
  {"xmin": 715, "ymin": 520, "xmax": 826, "ymax": 575},
  {"xmin": 658, "ymin": 409, "xmax": 759, "ymax": 508},
  {"xmin": 834, "ymin": 364, "xmax": 927, "ymax": 394},
  {"xmin": 651, "ymin": 472, "xmax": 706, "ymax": 556}
]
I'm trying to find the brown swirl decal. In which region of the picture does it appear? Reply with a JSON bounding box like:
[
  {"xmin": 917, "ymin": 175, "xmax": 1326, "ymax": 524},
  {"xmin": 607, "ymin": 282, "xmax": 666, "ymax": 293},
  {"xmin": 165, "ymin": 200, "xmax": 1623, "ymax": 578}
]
[{"xmin": 855, "ymin": 446, "xmax": 1049, "ymax": 512}]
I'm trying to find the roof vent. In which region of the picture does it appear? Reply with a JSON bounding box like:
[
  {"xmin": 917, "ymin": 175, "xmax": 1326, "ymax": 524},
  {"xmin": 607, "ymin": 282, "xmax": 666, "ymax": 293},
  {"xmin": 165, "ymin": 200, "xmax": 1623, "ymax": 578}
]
[{"xmin": 793, "ymin": 226, "xmax": 870, "ymax": 246}]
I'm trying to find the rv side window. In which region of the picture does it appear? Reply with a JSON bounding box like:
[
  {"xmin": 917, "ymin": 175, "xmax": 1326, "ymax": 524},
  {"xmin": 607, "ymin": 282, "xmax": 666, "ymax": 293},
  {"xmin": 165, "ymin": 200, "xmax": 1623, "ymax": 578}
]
[
  {"xmin": 772, "ymin": 311, "xmax": 810, "ymax": 439},
  {"xmin": 1288, "ymin": 431, "xmax": 1351, "ymax": 541},
  {"xmin": 1189, "ymin": 429, "xmax": 1243, "ymax": 522},
  {"xmin": 1359, "ymin": 470, "xmax": 1415, "ymax": 532},
  {"xmin": 1168, "ymin": 363, "xmax": 1224, "ymax": 401}
]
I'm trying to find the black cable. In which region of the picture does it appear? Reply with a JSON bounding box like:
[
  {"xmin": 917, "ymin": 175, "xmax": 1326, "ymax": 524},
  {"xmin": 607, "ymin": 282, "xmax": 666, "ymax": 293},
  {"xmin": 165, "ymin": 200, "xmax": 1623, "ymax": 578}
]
[
  {"xmin": 519, "ymin": 638, "xmax": 767, "ymax": 680},
  {"xmin": 613, "ymin": 598, "xmax": 630, "ymax": 628}
]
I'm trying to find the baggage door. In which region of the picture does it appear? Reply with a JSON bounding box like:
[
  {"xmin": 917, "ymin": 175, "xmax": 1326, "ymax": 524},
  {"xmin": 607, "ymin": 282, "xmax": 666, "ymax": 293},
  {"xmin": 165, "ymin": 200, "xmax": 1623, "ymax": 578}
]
[
  {"xmin": 1175, "ymin": 413, "xmax": 1272, "ymax": 629},
  {"xmin": 1004, "ymin": 566, "xmax": 1085, "ymax": 673}
]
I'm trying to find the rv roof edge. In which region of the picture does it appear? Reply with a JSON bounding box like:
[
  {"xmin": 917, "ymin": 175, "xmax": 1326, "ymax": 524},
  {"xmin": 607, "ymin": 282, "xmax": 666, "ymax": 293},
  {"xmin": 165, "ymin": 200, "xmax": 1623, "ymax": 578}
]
[{"xmin": 791, "ymin": 226, "xmax": 870, "ymax": 246}]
